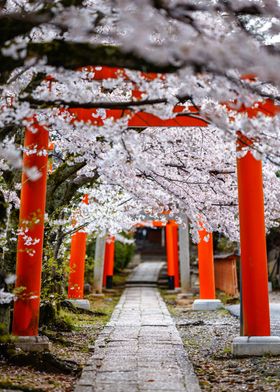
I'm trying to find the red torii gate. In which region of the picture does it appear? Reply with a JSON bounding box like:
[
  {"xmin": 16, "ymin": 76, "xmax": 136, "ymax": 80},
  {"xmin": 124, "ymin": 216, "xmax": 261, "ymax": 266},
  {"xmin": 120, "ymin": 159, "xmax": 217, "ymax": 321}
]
[
  {"xmin": 143, "ymin": 219, "xmax": 180, "ymax": 290},
  {"xmin": 12, "ymin": 66, "xmax": 279, "ymax": 354}
]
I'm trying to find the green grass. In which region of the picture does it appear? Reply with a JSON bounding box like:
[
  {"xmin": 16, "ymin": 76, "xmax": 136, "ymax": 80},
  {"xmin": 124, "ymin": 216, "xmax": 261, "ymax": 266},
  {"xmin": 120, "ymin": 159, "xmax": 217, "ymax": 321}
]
[
  {"xmin": 216, "ymin": 291, "xmax": 240, "ymax": 305},
  {"xmin": 222, "ymin": 345, "xmax": 232, "ymax": 354},
  {"xmin": 217, "ymin": 308, "xmax": 231, "ymax": 317},
  {"xmin": 110, "ymin": 274, "xmax": 126, "ymax": 287}
]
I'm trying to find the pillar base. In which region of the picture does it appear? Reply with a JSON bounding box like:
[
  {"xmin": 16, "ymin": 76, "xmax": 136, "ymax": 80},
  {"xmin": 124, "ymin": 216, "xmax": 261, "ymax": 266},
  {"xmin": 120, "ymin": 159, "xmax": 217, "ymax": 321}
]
[
  {"xmin": 67, "ymin": 299, "xmax": 91, "ymax": 311},
  {"xmin": 232, "ymin": 336, "xmax": 280, "ymax": 357},
  {"xmin": 192, "ymin": 299, "xmax": 223, "ymax": 311},
  {"xmin": 15, "ymin": 336, "xmax": 50, "ymax": 352}
]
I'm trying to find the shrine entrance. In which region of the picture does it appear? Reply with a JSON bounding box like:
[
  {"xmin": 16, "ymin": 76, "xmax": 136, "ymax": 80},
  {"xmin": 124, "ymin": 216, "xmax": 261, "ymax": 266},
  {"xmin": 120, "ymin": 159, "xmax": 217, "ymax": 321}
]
[{"xmin": 12, "ymin": 66, "xmax": 280, "ymax": 357}]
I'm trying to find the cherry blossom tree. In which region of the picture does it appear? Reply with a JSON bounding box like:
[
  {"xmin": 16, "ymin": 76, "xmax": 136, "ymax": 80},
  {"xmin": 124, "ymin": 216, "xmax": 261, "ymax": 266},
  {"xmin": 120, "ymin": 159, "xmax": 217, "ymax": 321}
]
[{"xmin": 1, "ymin": 0, "xmax": 280, "ymax": 273}]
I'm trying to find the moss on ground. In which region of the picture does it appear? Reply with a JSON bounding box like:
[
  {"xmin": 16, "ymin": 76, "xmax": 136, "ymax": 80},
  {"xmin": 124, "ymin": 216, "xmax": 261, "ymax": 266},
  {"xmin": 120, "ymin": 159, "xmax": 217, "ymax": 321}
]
[{"xmin": 0, "ymin": 272, "xmax": 127, "ymax": 391}]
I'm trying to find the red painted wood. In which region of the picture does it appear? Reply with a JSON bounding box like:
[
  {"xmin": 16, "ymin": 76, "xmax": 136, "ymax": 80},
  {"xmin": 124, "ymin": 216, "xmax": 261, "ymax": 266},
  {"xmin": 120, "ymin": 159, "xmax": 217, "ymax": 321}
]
[
  {"xmin": 68, "ymin": 195, "xmax": 88, "ymax": 299},
  {"xmin": 172, "ymin": 222, "xmax": 180, "ymax": 288},
  {"xmin": 197, "ymin": 229, "xmax": 216, "ymax": 300},
  {"xmin": 13, "ymin": 120, "xmax": 49, "ymax": 336},
  {"xmin": 237, "ymin": 140, "xmax": 270, "ymax": 336},
  {"xmin": 103, "ymin": 237, "xmax": 115, "ymax": 287},
  {"xmin": 68, "ymin": 107, "xmax": 208, "ymax": 127}
]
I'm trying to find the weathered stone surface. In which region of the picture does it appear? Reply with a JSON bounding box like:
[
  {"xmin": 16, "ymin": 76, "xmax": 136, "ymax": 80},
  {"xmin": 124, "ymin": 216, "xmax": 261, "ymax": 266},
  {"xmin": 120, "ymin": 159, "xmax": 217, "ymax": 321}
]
[
  {"xmin": 75, "ymin": 262, "xmax": 201, "ymax": 392},
  {"xmin": 66, "ymin": 299, "xmax": 91, "ymax": 310},
  {"xmin": 232, "ymin": 336, "xmax": 280, "ymax": 357},
  {"xmin": 126, "ymin": 262, "xmax": 165, "ymax": 284},
  {"xmin": 14, "ymin": 335, "xmax": 50, "ymax": 352},
  {"xmin": 192, "ymin": 299, "xmax": 223, "ymax": 311}
]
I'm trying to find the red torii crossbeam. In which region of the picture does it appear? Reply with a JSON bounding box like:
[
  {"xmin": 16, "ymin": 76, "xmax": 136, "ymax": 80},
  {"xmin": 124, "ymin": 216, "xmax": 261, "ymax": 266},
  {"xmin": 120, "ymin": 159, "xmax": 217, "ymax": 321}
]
[{"xmin": 67, "ymin": 106, "xmax": 207, "ymax": 128}]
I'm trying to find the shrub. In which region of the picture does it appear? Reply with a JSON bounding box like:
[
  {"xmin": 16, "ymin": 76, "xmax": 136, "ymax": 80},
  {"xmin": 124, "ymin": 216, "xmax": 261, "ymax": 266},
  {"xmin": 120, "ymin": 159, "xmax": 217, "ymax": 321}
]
[
  {"xmin": 85, "ymin": 234, "xmax": 135, "ymax": 276},
  {"xmin": 114, "ymin": 240, "xmax": 135, "ymax": 272}
]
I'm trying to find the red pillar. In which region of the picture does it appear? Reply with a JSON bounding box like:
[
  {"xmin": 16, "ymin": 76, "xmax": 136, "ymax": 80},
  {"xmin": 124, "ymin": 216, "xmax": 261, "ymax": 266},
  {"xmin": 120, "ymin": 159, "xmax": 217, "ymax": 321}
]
[
  {"xmin": 68, "ymin": 195, "xmax": 88, "ymax": 299},
  {"xmin": 12, "ymin": 121, "xmax": 49, "ymax": 336},
  {"xmin": 103, "ymin": 236, "xmax": 115, "ymax": 289},
  {"xmin": 166, "ymin": 221, "xmax": 179, "ymax": 290},
  {"xmin": 237, "ymin": 136, "xmax": 270, "ymax": 336},
  {"xmin": 172, "ymin": 223, "xmax": 180, "ymax": 288},
  {"xmin": 197, "ymin": 229, "xmax": 216, "ymax": 299}
]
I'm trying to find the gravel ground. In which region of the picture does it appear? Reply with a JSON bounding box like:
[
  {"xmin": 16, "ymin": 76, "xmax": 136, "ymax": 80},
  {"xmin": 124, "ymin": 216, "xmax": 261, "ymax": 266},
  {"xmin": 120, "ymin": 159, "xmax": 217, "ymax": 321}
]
[{"xmin": 163, "ymin": 293, "xmax": 280, "ymax": 392}]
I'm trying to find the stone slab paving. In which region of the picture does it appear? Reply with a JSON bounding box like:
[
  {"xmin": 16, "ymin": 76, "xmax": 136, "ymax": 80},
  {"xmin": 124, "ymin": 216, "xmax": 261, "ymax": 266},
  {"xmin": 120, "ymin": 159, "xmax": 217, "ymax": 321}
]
[
  {"xmin": 126, "ymin": 261, "xmax": 165, "ymax": 284},
  {"xmin": 75, "ymin": 262, "xmax": 200, "ymax": 392}
]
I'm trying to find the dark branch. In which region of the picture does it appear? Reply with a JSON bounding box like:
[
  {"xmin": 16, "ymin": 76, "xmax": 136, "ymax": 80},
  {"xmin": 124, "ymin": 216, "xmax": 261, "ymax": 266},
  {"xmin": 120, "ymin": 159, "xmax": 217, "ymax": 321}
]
[
  {"xmin": 21, "ymin": 97, "xmax": 176, "ymax": 109},
  {"xmin": 19, "ymin": 93, "xmax": 194, "ymax": 109},
  {"xmin": 27, "ymin": 41, "xmax": 179, "ymax": 73}
]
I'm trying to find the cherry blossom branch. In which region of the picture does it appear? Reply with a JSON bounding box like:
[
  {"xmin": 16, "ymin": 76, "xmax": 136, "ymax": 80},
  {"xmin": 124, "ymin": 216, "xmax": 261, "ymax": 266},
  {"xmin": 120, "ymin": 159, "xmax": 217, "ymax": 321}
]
[{"xmin": 19, "ymin": 94, "xmax": 193, "ymax": 109}]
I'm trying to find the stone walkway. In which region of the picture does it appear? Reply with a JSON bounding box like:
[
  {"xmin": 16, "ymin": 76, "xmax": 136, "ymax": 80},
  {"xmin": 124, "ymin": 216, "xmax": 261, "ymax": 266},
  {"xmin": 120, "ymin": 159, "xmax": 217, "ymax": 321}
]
[
  {"xmin": 126, "ymin": 261, "xmax": 165, "ymax": 285},
  {"xmin": 75, "ymin": 262, "xmax": 200, "ymax": 392}
]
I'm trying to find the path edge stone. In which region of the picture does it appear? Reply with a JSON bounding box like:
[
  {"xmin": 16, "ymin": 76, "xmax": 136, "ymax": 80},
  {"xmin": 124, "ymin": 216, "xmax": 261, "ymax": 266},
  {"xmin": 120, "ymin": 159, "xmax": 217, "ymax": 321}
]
[
  {"xmin": 74, "ymin": 325, "xmax": 113, "ymax": 392},
  {"xmin": 74, "ymin": 262, "xmax": 202, "ymax": 392},
  {"xmin": 159, "ymin": 290, "xmax": 201, "ymax": 392}
]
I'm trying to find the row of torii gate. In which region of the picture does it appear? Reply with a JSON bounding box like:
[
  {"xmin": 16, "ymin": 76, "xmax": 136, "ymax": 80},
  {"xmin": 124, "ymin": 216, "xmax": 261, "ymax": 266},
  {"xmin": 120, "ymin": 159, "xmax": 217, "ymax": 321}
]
[{"xmin": 11, "ymin": 66, "xmax": 280, "ymax": 355}]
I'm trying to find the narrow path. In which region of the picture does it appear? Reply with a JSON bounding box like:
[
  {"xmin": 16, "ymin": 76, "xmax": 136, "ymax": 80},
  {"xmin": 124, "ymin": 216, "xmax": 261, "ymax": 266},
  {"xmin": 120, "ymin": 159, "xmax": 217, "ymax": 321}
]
[
  {"xmin": 75, "ymin": 262, "xmax": 200, "ymax": 392},
  {"xmin": 126, "ymin": 261, "xmax": 165, "ymax": 285}
]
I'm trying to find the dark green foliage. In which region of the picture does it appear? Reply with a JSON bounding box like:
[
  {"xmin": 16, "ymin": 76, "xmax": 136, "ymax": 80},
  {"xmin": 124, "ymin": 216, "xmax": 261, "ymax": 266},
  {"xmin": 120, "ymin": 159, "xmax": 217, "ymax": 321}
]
[
  {"xmin": 114, "ymin": 240, "xmax": 135, "ymax": 272},
  {"xmin": 39, "ymin": 302, "xmax": 74, "ymax": 331},
  {"xmin": 0, "ymin": 304, "xmax": 11, "ymax": 335},
  {"xmin": 214, "ymin": 233, "xmax": 237, "ymax": 254},
  {"xmin": 84, "ymin": 237, "xmax": 95, "ymax": 286},
  {"xmin": 0, "ymin": 191, "xmax": 7, "ymax": 229},
  {"xmin": 39, "ymin": 302, "xmax": 57, "ymax": 328},
  {"xmin": 84, "ymin": 234, "xmax": 135, "ymax": 282}
]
